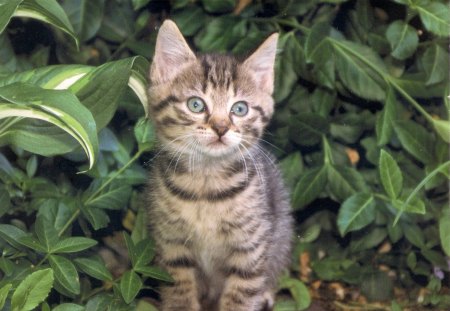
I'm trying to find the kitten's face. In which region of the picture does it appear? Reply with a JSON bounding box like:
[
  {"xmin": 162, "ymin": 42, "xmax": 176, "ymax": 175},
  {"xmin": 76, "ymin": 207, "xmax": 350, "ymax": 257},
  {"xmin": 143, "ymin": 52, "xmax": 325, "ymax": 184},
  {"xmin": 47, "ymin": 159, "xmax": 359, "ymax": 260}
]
[{"xmin": 148, "ymin": 21, "xmax": 278, "ymax": 158}]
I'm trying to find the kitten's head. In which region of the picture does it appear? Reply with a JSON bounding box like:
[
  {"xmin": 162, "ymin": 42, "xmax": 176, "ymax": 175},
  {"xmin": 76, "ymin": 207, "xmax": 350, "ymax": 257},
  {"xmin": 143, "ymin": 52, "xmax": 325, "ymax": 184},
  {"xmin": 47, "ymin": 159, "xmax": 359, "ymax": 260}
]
[{"xmin": 148, "ymin": 20, "xmax": 278, "ymax": 158}]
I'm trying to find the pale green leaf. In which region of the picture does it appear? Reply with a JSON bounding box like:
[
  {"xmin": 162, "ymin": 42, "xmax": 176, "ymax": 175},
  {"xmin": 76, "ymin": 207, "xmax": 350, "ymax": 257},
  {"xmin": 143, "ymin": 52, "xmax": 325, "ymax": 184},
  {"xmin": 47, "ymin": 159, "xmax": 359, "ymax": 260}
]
[
  {"xmin": 386, "ymin": 20, "xmax": 418, "ymax": 60},
  {"xmin": 422, "ymin": 44, "xmax": 449, "ymax": 86},
  {"xmin": 432, "ymin": 119, "xmax": 450, "ymax": 143},
  {"xmin": 11, "ymin": 268, "xmax": 54, "ymax": 311},
  {"xmin": 379, "ymin": 150, "xmax": 403, "ymax": 199},
  {"xmin": 439, "ymin": 208, "xmax": 450, "ymax": 256},
  {"xmin": 0, "ymin": 0, "xmax": 23, "ymax": 33},
  {"xmin": 52, "ymin": 303, "xmax": 85, "ymax": 311},
  {"xmin": 279, "ymin": 277, "xmax": 311, "ymax": 310},
  {"xmin": 416, "ymin": 1, "xmax": 450, "ymax": 37},
  {"xmin": 0, "ymin": 283, "xmax": 12, "ymax": 310},
  {"xmin": 337, "ymin": 193, "xmax": 376, "ymax": 236},
  {"xmin": 35, "ymin": 215, "xmax": 59, "ymax": 252}
]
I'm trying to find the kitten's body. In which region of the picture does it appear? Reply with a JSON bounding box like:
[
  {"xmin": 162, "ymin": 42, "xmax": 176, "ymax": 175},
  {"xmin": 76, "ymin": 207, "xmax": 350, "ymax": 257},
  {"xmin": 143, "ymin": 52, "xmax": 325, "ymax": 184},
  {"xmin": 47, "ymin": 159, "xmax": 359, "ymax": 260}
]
[{"xmin": 147, "ymin": 21, "xmax": 293, "ymax": 311}]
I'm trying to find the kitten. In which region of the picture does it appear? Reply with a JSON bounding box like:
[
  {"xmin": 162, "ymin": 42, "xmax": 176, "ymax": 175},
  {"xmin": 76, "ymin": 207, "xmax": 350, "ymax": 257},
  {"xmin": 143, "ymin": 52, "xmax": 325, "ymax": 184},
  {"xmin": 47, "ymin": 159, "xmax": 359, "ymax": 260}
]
[{"xmin": 146, "ymin": 20, "xmax": 293, "ymax": 311}]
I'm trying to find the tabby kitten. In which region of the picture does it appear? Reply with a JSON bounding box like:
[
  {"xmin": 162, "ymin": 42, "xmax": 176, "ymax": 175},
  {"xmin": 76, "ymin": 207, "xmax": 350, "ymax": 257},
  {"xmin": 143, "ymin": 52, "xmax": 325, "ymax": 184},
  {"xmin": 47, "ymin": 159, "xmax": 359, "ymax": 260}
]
[{"xmin": 147, "ymin": 20, "xmax": 293, "ymax": 311}]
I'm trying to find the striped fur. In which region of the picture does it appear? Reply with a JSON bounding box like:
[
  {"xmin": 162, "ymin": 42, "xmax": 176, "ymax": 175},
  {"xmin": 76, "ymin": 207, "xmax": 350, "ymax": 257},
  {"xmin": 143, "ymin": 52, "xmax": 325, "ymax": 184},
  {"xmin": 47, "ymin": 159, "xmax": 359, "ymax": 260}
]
[{"xmin": 146, "ymin": 20, "xmax": 293, "ymax": 311}]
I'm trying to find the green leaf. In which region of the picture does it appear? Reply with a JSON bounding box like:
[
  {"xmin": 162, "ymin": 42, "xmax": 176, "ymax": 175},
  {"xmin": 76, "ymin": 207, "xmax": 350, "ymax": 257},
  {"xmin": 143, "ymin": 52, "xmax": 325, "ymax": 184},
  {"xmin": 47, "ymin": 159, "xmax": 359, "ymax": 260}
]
[
  {"xmin": 15, "ymin": 0, "xmax": 78, "ymax": 47},
  {"xmin": 0, "ymin": 0, "xmax": 23, "ymax": 33},
  {"xmin": 0, "ymin": 83, "xmax": 98, "ymax": 169},
  {"xmin": 134, "ymin": 117, "xmax": 156, "ymax": 152},
  {"xmin": 0, "ymin": 224, "xmax": 27, "ymax": 248},
  {"xmin": 172, "ymin": 6, "xmax": 207, "ymax": 37},
  {"xmin": 123, "ymin": 232, "xmax": 137, "ymax": 267},
  {"xmin": 422, "ymin": 44, "xmax": 449, "ymax": 86},
  {"xmin": 0, "ymin": 283, "xmax": 12, "ymax": 310},
  {"xmin": 376, "ymin": 86, "xmax": 396, "ymax": 146},
  {"xmin": 394, "ymin": 120, "xmax": 434, "ymax": 164},
  {"xmin": 279, "ymin": 152, "xmax": 304, "ymax": 189},
  {"xmin": 84, "ymin": 182, "xmax": 132, "ymax": 210},
  {"xmin": 361, "ymin": 270, "xmax": 393, "ymax": 301},
  {"xmin": 135, "ymin": 266, "xmax": 174, "ymax": 282},
  {"xmin": 11, "ymin": 268, "xmax": 53, "ymax": 311},
  {"xmin": 439, "ymin": 208, "xmax": 450, "ymax": 256},
  {"xmin": 305, "ymin": 22, "xmax": 331, "ymax": 65},
  {"xmin": 292, "ymin": 166, "xmax": 328, "ymax": 209},
  {"xmin": 379, "ymin": 150, "xmax": 403, "ymax": 199},
  {"xmin": 52, "ymin": 237, "xmax": 97, "ymax": 253},
  {"xmin": 327, "ymin": 165, "xmax": 368, "ymax": 202},
  {"xmin": 52, "ymin": 303, "xmax": 85, "ymax": 311},
  {"xmin": 60, "ymin": 0, "xmax": 105, "ymax": 41},
  {"xmin": 0, "ymin": 184, "xmax": 10, "ymax": 217},
  {"xmin": 35, "ymin": 215, "xmax": 59, "ymax": 252},
  {"xmin": 416, "ymin": 1, "xmax": 450, "ymax": 37},
  {"xmin": 288, "ymin": 113, "xmax": 329, "ymax": 146},
  {"xmin": 119, "ymin": 270, "xmax": 142, "ymax": 304},
  {"xmin": 69, "ymin": 57, "xmax": 148, "ymax": 130},
  {"xmin": 74, "ymin": 257, "xmax": 113, "ymax": 281},
  {"xmin": 337, "ymin": 193, "xmax": 376, "ymax": 236},
  {"xmin": 17, "ymin": 235, "xmax": 47, "ymax": 252},
  {"xmin": 131, "ymin": 207, "xmax": 148, "ymax": 244},
  {"xmin": 432, "ymin": 119, "xmax": 450, "ymax": 143},
  {"xmin": 80, "ymin": 205, "xmax": 109, "ymax": 230},
  {"xmin": 279, "ymin": 277, "xmax": 311, "ymax": 310},
  {"xmin": 332, "ymin": 40, "xmax": 387, "ymax": 101},
  {"xmin": 386, "ymin": 20, "xmax": 418, "ymax": 60},
  {"xmin": 194, "ymin": 16, "xmax": 246, "ymax": 53},
  {"xmin": 392, "ymin": 196, "xmax": 426, "ymax": 215},
  {"xmin": 49, "ymin": 254, "xmax": 80, "ymax": 295},
  {"xmin": 133, "ymin": 239, "xmax": 156, "ymax": 269},
  {"xmin": 202, "ymin": 0, "xmax": 235, "ymax": 13},
  {"xmin": 403, "ymin": 224, "xmax": 425, "ymax": 248}
]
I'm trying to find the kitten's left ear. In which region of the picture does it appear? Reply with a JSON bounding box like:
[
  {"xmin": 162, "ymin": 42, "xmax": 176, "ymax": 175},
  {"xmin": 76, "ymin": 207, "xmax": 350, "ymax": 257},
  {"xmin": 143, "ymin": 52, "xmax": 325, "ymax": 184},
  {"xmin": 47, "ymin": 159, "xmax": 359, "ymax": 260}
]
[{"xmin": 243, "ymin": 33, "xmax": 278, "ymax": 94}]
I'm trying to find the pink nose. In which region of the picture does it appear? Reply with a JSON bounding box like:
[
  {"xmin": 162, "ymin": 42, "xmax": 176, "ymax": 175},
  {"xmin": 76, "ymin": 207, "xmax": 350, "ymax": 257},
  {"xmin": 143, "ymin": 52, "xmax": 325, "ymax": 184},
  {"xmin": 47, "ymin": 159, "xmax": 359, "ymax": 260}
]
[{"xmin": 211, "ymin": 119, "xmax": 230, "ymax": 137}]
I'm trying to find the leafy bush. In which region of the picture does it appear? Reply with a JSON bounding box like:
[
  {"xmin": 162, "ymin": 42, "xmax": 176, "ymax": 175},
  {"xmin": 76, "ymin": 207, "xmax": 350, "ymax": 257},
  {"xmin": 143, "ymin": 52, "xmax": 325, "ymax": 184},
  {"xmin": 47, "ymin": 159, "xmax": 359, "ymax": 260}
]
[{"xmin": 0, "ymin": 0, "xmax": 449, "ymax": 310}]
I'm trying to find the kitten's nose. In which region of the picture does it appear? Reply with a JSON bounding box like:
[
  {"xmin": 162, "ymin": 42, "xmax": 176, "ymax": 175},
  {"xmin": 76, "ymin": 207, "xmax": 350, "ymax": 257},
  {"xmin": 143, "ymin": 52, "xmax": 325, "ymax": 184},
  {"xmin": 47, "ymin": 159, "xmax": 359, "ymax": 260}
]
[{"xmin": 211, "ymin": 119, "xmax": 230, "ymax": 137}]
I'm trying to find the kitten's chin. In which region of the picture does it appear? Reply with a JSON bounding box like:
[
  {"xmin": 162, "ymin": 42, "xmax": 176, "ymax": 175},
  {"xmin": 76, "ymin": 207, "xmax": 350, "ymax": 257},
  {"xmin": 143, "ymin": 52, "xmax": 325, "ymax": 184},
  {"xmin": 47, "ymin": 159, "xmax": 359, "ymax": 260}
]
[{"xmin": 201, "ymin": 141, "xmax": 239, "ymax": 158}]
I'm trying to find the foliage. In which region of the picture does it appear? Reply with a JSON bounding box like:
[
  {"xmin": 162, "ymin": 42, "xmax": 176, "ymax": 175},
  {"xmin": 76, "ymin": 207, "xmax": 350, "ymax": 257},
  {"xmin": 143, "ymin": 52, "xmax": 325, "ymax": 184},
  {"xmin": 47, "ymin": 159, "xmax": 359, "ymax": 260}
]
[{"xmin": 0, "ymin": 0, "xmax": 449, "ymax": 310}]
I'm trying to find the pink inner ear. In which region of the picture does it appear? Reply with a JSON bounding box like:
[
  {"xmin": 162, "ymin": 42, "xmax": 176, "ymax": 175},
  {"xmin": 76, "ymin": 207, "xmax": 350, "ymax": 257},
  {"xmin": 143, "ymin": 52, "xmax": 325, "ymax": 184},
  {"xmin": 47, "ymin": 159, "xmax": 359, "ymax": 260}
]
[
  {"xmin": 151, "ymin": 20, "xmax": 196, "ymax": 83},
  {"xmin": 243, "ymin": 33, "xmax": 278, "ymax": 94}
]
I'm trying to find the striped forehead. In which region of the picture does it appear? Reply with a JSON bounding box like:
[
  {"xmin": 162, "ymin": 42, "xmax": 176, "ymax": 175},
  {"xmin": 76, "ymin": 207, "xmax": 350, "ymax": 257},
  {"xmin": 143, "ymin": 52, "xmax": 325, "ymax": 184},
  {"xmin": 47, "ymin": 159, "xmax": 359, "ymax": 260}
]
[{"xmin": 199, "ymin": 54, "xmax": 238, "ymax": 94}]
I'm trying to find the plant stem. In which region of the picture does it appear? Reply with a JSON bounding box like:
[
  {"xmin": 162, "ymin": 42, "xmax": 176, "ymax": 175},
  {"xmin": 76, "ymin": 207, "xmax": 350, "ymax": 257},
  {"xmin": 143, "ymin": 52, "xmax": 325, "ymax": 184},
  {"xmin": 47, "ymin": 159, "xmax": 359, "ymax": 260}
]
[{"xmin": 57, "ymin": 150, "xmax": 144, "ymax": 237}]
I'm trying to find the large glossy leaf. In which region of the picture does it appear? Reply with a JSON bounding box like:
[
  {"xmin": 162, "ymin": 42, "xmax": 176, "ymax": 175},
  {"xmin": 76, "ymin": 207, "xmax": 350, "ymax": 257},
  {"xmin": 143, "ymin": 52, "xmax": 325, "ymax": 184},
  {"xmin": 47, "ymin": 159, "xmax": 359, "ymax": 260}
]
[
  {"xmin": 60, "ymin": 0, "xmax": 105, "ymax": 42},
  {"xmin": 14, "ymin": 0, "xmax": 78, "ymax": 47},
  {"xmin": 386, "ymin": 20, "xmax": 418, "ymax": 60},
  {"xmin": 379, "ymin": 150, "xmax": 403, "ymax": 199},
  {"xmin": 69, "ymin": 56, "xmax": 148, "ymax": 130},
  {"xmin": 0, "ymin": 83, "xmax": 98, "ymax": 169},
  {"xmin": 337, "ymin": 193, "xmax": 376, "ymax": 236},
  {"xmin": 0, "ymin": 0, "xmax": 23, "ymax": 33},
  {"xmin": 49, "ymin": 254, "xmax": 80, "ymax": 295},
  {"xmin": 11, "ymin": 268, "xmax": 53, "ymax": 311}
]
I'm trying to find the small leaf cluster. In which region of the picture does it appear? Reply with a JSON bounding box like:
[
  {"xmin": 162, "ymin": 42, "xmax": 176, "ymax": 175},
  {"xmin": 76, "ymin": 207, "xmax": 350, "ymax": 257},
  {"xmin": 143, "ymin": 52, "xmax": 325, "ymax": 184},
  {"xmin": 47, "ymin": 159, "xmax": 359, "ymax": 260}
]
[{"xmin": 0, "ymin": 0, "xmax": 449, "ymax": 310}]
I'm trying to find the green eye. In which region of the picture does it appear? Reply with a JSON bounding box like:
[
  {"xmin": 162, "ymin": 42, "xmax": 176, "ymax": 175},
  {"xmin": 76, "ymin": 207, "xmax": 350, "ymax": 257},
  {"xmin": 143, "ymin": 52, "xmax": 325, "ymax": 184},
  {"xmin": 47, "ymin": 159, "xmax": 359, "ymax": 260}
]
[
  {"xmin": 231, "ymin": 101, "xmax": 248, "ymax": 116},
  {"xmin": 187, "ymin": 97, "xmax": 206, "ymax": 113}
]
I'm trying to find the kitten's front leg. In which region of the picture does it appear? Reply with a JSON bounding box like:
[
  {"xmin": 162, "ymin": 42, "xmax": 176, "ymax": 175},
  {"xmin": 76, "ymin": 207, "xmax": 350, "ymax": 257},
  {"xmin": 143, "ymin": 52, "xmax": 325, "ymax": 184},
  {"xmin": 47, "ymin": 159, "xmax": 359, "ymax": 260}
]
[
  {"xmin": 219, "ymin": 273, "xmax": 269, "ymax": 311},
  {"xmin": 159, "ymin": 248, "xmax": 201, "ymax": 311}
]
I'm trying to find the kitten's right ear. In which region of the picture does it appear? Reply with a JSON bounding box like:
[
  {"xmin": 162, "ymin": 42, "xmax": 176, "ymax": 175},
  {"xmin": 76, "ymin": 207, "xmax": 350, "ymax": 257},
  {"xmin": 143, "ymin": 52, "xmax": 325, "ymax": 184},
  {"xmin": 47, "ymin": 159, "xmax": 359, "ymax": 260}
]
[{"xmin": 150, "ymin": 20, "xmax": 196, "ymax": 84}]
